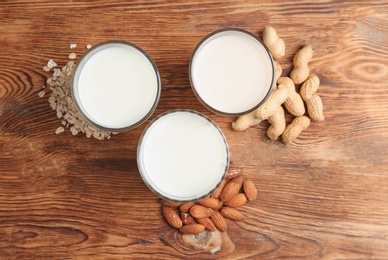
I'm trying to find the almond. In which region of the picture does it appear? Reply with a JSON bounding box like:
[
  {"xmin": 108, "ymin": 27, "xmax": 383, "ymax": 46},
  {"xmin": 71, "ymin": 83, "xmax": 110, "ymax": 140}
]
[
  {"xmin": 211, "ymin": 179, "xmax": 227, "ymax": 199},
  {"xmin": 220, "ymin": 207, "xmax": 245, "ymax": 221},
  {"xmin": 220, "ymin": 175, "xmax": 243, "ymax": 201},
  {"xmin": 223, "ymin": 193, "xmax": 247, "ymax": 208},
  {"xmin": 162, "ymin": 206, "xmax": 183, "ymax": 228},
  {"xmin": 214, "ymin": 200, "xmax": 223, "ymax": 210},
  {"xmin": 159, "ymin": 199, "xmax": 182, "ymax": 208},
  {"xmin": 179, "ymin": 224, "xmax": 205, "ymax": 234},
  {"xmin": 243, "ymin": 178, "xmax": 257, "ymax": 201},
  {"xmin": 197, "ymin": 197, "xmax": 221, "ymax": 209},
  {"xmin": 180, "ymin": 213, "xmax": 194, "ymax": 225},
  {"xmin": 225, "ymin": 166, "xmax": 243, "ymax": 180},
  {"xmin": 196, "ymin": 217, "xmax": 216, "ymax": 231},
  {"xmin": 210, "ymin": 212, "xmax": 228, "ymax": 232},
  {"xmin": 179, "ymin": 202, "xmax": 195, "ymax": 213},
  {"xmin": 190, "ymin": 205, "xmax": 214, "ymax": 218}
]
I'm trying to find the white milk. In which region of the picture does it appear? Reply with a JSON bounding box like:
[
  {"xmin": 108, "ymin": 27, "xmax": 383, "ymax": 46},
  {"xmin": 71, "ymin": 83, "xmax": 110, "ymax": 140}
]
[
  {"xmin": 190, "ymin": 29, "xmax": 274, "ymax": 115},
  {"xmin": 137, "ymin": 110, "xmax": 229, "ymax": 202},
  {"xmin": 73, "ymin": 42, "xmax": 160, "ymax": 130}
]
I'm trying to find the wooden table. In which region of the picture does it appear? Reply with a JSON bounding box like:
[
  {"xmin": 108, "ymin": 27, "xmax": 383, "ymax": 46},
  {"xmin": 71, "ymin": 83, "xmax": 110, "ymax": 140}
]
[{"xmin": 1, "ymin": 1, "xmax": 388, "ymax": 259}]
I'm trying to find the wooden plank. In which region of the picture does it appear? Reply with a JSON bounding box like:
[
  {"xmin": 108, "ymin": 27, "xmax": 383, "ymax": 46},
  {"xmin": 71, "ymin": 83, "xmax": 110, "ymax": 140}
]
[{"xmin": 1, "ymin": 0, "xmax": 388, "ymax": 258}]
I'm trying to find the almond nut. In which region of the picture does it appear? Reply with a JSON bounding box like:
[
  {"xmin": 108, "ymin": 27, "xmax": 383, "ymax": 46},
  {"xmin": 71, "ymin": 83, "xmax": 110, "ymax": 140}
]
[
  {"xmin": 225, "ymin": 166, "xmax": 243, "ymax": 180},
  {"xmin": 179, "ymin": 202, "xmax": 195, "ymax": 213},
  {"xmin": 196, "ymin": 217, "xmax": 216, "ymax": 231},
  {"xmin": 159, "ymin": 199, "xmax": 182, "ymax": 208},
  {"xmin": 197, "ymin": 197, "xmax": 221, "ymax": 209},
  {"xmin": 214, "ymin": 200, "xmax": 223, "ymax": 210},
  {"xmin": 211, "ymin": 179, "xmax": 227, "ymax": 199},
  {"xmin": 190, "ymin": 205, "xmax": 214, "ymax": 218},
  {"xmin": 179, "ymin": 223, "xmax": 205, "ymax": 234},
  {"xmin": 223, "ymin": 193, "xmax": 248, "ymax": 208},
  {"xmin": 181, "ymin": 213, "xmax": 194, "ymax": 225},
  {"xmin": 220, "ymin": 207, "xmax": 245, "ymax": 221},
  {"xmin": 220, "ymin": 175, "xmax": 243, "ymax": 201},
  {"xmin": 243, "ymin": 178, "xmax": 257, "ymax": 201},
  {"xmin": 210, "ymin": 212, "xmax": 228, "ymax": 232},
  {"xmin": 162, "ymin": 207, "xmax": 183, "ymax": 228}
]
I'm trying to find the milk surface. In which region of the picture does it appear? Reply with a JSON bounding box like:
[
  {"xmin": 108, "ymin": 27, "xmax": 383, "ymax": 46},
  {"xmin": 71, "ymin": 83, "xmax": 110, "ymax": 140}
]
[
  {"xmin": 76, "ymin": 44, "xmax": 159, "ymax": 129},
  {"xmin": 138, "ymin": 111, "xmax": 229, "ymax": 201},
  {"xmin": 191, "ymin": 31, "xmax": 274, "ymax": 114}
]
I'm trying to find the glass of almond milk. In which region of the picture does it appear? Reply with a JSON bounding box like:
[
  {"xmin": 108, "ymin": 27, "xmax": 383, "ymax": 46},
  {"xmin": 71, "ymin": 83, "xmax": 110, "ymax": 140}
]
[
  {"xmin": 137, "ymin": 110, "xmax": 230, "ymax": 203},
  {"xmin": 71, "ymin": 41, "xmax": 161, "ymax": 131},
  {"xmin": 189, "ymin": 28, "xmax": 275, "ymax": 116}
]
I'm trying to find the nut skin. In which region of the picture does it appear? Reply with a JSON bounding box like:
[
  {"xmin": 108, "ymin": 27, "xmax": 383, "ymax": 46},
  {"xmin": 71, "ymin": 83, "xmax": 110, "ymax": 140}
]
[
  {"xmin": 211, "ymin": 179, "xmax": 227, "ymax": 199},
  {"xmin": 243, "ymin": 178, "xmax": 258, "ymax": 201},
  {"xmin": 210, "ymin": 212, "xmax": 228, "ymax": 232},
  {"xmin": 224, "ymin": 193, "xmax": 248, "ymax": 208},
  {"xmin": 159, "ymin": 199, "xmax": 182, "ymax": 208},
  {"xmin": 220, "ymin": 207, "xmax": 245, "ymax": 221},
  {"xmin": 220, "ymin": 175, "xmax": 243, "ymax": 202},
  {"xmin": 180, "ymin": 213, "xmax": 194, "ymax": 225},
  {"xmin": 179, "ymin": 224, "xmax": 205, "ymax": 234},
  {"xmin": 162, "ymin": 207, "xmax": 183, "ymax": 229},
  {"xmin": 179, "ymin": 202, "xmax": 195, "ymax": 213},
  {"xmin": 197, "ymin": 197, "xmax": 221, "ymax": 210},
  {"xmin": 196, "ymin": 217, "xmax": 216, "ymax": 232},
  {"xmin": 190, "ymin": 205, "xmax": 214, "ymax": 218},
  {"xmin": 159, "ymin": 167, "xmax": 260, "ymax": 234},
  {"xmin": 225, "ymin": 166, "xmax": 243, "ymax": 180}
]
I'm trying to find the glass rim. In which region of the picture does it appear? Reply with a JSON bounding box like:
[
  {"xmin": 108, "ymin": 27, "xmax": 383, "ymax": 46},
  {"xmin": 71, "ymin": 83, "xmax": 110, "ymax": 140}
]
[
  {"xmin": 70, "ymin": 40, "xmax": 161, "ymax": 132},
  {"xmin": 189, "ymin": 28, "xmax": 276, "ymax": 117},
  {"xmin": 137, "ymin": 109, "xmax": 230, "ymax": 203}
]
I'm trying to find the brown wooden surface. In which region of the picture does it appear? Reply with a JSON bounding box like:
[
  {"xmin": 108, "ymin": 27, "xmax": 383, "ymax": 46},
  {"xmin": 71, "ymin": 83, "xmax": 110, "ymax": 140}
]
[{"xmin": 1, "ymin": 1, "xmax": 388, "ymax": 259}]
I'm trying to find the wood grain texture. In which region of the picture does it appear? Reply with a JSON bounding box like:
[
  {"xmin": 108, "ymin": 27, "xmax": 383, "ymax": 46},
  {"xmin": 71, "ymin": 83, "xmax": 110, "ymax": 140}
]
[{"xmin": 1, "ymin": 0, "xmax": 388, "ymax": 258}]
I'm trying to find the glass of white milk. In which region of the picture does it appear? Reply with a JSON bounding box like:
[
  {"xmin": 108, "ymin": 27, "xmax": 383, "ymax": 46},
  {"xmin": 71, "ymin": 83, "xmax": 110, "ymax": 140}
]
[
  {"xmin": 137, "ymin": 110, "xmax": 230, "ymax": 203},
  {"xmin": 189, "ymin": 28, "xmax": 275, "ymax": 116},
  {"xmin": 71, "ymin": 41, "xmax": 161, "ymax": 131}
]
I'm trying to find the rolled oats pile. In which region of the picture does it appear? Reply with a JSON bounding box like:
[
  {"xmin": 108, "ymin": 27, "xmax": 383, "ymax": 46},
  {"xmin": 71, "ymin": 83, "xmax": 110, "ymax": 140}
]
[{"xmin": 39, "ymin": 44, "xmax": 116, "ymax": 140}]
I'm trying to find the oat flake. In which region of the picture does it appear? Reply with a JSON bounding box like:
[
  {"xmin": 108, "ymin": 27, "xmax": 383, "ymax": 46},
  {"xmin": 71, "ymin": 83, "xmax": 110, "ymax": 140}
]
[
  {"xmin": 47, "ymin": 59, "xmax": 57, "ymax": 69},
  {"xmin": 41, "ymin": 51, "xmax": 114, "ymax": 140},
  {"xmin": 68, "ymin": 53, "xmax": 77, "ymax": 59},
  {"xmin": 55, "ymin": 127, "xmax": 65, "ymax": 134},
  {"xmin": 38, "ymin": 90, "xmax": 45, "ymax": 98}
]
